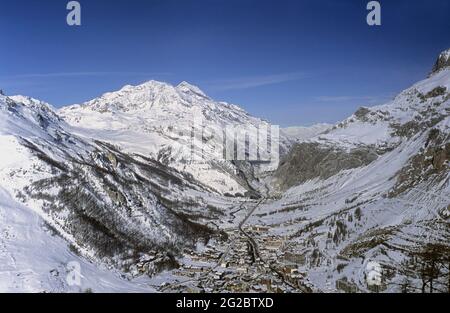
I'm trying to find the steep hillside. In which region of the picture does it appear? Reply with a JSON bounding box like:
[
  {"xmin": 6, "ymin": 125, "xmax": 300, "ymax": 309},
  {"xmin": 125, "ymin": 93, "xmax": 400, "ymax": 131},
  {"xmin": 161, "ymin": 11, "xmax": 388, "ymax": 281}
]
[
  {"xmin": 274, "ymin": 49, "xmax": 450, "ymax": 190},
  {"xmin": 0, "ymin": 49, "xmax": 448, "ymax": 293},
  {"xmin": 59, "ymin": 81, "xmax": 289, "ymax": 196},
  {"xmin": 0, "ymin": 94, "xmax": 238, "ymax": 291},
  {"xmin": 257, "ymin": 49, "xmax": 450, "ymax": 292}
]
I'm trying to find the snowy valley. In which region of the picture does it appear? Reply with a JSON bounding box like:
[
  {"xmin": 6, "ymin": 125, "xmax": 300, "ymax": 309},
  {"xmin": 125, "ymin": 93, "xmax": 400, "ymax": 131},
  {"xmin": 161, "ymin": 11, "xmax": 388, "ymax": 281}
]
[{"xmin": 0, "ymin": 49, "xmax": 449, "ymax": 293}]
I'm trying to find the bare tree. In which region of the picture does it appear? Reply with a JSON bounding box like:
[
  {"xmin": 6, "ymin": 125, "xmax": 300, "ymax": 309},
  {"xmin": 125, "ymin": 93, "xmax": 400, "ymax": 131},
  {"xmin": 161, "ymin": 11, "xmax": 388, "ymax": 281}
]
[{"xmin": 399, "ymin": 243, "xmax": 449, "ymax": 293}]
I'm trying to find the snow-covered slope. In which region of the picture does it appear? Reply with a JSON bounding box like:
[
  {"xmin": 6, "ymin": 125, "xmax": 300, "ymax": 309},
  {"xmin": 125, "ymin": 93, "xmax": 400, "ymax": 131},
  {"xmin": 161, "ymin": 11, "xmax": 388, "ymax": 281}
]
[
  {"xmin": 264, "ymin": 49, "xmax": 450, "ymax": 292},
  {"xmin": 313, "ymin": 66, "xmax": 450, "ymax": 150},
  {"xmin": 274, "ymin": 54, "xmax": 450, "ymax": 190},
  {"xmin": 0, "ymin": 184, "xmax": 159, "ymax": 292},
  {"xmin": 59, "ymin": 81, "xmax": 288, "ymax": 195},
  {"xmin": 282, "ymin": 123, "xmax": 331, "ymax": 142},
  {"xmin": 0, "ymin": 49, "xmax": 448, "ymax": 293},
  {"xmin": 254, "ymin": 120, "xmax": 449, "ymax": 292},
  {"xmin": 0, "ymin": 93, "xmax": 239, "ymax": 291}
]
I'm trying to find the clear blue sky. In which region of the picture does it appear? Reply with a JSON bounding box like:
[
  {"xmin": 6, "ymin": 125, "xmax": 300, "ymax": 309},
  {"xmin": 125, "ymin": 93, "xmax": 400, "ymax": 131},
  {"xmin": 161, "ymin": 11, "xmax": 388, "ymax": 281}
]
[{"xmin": 1, "ymin": 0, "xmax": 449, "ymax": 126}]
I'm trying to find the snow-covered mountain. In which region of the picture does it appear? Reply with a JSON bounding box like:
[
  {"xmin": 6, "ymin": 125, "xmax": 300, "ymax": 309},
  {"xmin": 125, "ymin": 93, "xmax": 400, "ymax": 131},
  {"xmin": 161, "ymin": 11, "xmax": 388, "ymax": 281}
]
[
  {"xmin": 0, "ymin": 49, "xmax": 448, "ymax": 293},
  {"xmin": 274, "ymin": 50, "xmax": 450, "ymax": 190},
  {"xmin": 263, "ymin": 49, "xmax": 450, "ymax": 292},
  {"xmin": 0, "ymin": 92, "xmax": 241, "ymax": 291},
  {"xmin": 59, "ymin": 81, "xmax": 289, "ymax": 196}
]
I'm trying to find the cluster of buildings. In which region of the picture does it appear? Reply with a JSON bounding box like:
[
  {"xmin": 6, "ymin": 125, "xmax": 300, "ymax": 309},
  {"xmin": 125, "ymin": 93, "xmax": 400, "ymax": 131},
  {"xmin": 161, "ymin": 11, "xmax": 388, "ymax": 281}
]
[{"xmin": 162, "ymin": 223, "xmax": 309, "ymax": 293}]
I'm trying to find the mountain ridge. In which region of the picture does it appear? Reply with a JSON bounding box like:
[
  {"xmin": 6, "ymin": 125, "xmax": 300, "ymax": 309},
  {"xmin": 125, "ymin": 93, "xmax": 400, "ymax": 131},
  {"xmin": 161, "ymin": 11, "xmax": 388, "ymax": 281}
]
[{"xmin": 0, "ymin": 48, "xmax": 448, "ymax": 292}]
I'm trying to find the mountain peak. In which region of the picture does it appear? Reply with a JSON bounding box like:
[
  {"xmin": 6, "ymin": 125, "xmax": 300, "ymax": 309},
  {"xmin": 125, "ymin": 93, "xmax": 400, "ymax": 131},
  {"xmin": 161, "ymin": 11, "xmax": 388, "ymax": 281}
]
[
  {"xmin": 176, "ymin": 81, "xmax": 207, "ymax": 97},
  {"xmin": 118, "ymin": 80, "xmax": 171, "ymax": 92},
  {"xmin": 110, "ymin": 80, "xmax": 208, "ymax": 99},
  {"xmin": 9, "ymin": 95, "xmax": 55, "ymax": 111},
  {"xmin": 430, "ymin": 48, "xmax": 450, "ymax": 75}
]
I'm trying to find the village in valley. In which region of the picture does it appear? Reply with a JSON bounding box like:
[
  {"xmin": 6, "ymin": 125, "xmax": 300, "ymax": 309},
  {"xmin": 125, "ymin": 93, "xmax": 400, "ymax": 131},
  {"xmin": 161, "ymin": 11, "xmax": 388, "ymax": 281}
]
[{"xmin": 160, "ymin": 221, "xmax": 313, "ymax": 293}]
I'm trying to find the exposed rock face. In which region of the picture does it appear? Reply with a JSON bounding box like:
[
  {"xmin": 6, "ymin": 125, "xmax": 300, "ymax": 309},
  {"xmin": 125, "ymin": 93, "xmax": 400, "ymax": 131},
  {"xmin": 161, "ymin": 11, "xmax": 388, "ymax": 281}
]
[
  {"xmin": 274, "ymin": 142, "xmax": 378, "ymax": 190},
  {"xmin": 353, "ymin": 107, "xmax": 371, "ymax": 122},
  {"xmin": 430, "ymin": 48, "xmax": 450, "ymax": 75},
  {"xmin": 389, "ymin": 128, "xmax": 449, "ymax": 197}
]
